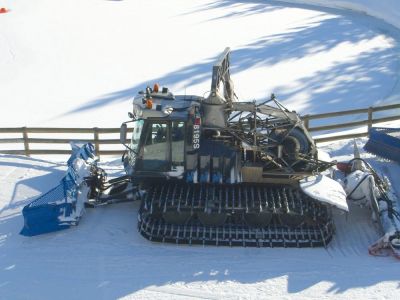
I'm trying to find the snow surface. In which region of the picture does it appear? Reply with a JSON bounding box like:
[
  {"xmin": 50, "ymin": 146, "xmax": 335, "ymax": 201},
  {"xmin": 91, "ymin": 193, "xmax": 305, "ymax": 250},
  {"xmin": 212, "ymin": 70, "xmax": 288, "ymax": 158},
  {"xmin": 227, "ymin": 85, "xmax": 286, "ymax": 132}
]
[
  {"xmin": 1, "ymin": 0, "xmax": 400, "ymax": 128},
  {"xmin": 1, "ymin": 0, "xmax": 400, "ymax": 299},
  {"xmin": 283, "ymin": 0, "xmax": 400, "ymax": 30},
  {"xmin": 1, "ymin": 141, "xmax": 400, "ymax": 300}
]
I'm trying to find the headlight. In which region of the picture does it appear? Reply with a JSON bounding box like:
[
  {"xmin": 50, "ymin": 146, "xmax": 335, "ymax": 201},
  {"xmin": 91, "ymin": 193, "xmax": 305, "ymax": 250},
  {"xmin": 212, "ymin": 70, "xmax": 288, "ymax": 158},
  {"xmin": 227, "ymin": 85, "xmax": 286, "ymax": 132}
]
[
  {"xmin": 132, "ymin": 103, "xmax": 143, "ymax": 118},
  {"xmin": 163, "ymin": 106, "xmax": 173, "ymax": 115}
]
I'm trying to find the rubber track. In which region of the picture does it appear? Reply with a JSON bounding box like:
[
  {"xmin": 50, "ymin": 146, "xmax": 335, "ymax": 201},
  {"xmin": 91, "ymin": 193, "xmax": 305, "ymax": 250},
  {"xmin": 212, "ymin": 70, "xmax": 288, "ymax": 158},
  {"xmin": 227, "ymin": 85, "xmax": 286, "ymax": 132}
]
[
  {"xmin": 138, "ymin": 182, "xmax": 334, "ymax": 247},
  {"xmin": 143, "ymin": 182, "xmax": 329, "ymax": 220},
  {"xmin": 138, "ymin": 213, "xmax": 334, "ymax": 247}
]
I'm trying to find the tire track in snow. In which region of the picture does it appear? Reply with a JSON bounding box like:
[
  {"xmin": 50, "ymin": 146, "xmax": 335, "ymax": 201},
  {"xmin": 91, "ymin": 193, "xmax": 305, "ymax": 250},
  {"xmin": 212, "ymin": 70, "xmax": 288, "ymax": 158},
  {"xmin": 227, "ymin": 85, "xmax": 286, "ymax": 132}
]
[{"xmin": 329, "ymin": 198, "xmax": 380, "ymax": 257}]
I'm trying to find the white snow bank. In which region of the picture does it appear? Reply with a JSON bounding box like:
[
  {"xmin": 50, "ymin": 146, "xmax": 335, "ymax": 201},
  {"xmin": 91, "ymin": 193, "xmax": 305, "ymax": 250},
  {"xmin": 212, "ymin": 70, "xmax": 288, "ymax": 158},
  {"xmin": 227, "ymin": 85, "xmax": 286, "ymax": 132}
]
[{"xmin": 282, "ymin": 0, "xmax": 400, "ymax": 30}]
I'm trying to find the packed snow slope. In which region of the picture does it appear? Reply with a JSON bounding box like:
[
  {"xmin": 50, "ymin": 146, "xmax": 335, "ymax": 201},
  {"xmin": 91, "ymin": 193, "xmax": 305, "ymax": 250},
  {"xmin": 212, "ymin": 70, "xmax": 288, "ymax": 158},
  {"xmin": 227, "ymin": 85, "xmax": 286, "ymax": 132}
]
[
  {"xmin": 1, "ymin": 1, "xmax": 400, "ymax": 300},
  {"xmin": 0, "ymin": 0, "xmax": 400, "ymax": 127},
  {"xmin": 1, "ymin": 140, "xmax": 400, "ymax": 300}
]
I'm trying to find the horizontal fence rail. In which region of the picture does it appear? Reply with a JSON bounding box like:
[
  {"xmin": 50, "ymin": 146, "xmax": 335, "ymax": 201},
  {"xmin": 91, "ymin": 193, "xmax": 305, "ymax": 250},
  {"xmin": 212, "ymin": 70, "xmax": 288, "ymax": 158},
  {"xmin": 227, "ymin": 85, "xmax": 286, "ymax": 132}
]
[
  {"xmin": 0, "ymin": 127, "xmax": 133, "ymax": 157},
  {"xmin": 302, "ymin": 103, "xmax": 400, "ymax": 143},
  {"xmin": 0, "ymin": 103, "xmax": 399, "ymax": 157}
]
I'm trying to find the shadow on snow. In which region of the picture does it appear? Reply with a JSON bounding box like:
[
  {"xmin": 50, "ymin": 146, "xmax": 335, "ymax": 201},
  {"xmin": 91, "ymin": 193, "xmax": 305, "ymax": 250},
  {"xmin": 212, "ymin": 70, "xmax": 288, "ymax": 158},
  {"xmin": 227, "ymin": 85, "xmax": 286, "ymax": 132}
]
[
  {"xmin": 64, "ymin": 1, "xmax": 400, "ymax": 120},
  {"xmin": 0, "ymin": 156, "xmax": 65, "ymax": 216}
]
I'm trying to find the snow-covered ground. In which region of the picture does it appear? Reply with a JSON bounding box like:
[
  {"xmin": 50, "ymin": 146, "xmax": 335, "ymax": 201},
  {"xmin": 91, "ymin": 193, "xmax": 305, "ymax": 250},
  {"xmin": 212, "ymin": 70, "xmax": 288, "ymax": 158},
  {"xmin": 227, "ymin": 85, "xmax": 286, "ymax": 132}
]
[
  {"xmin": 1, "ymin": 140, "xmax": 400, "ymax": 300},
  {"xmin": 1, "ymin": 1, "xmax": 400, "ymax": 299},
  {"xmin": 1, "ymin": 0, "xmax": 400, "ymax": 127},
  {"xmin": 284, "ymin": 0, "xmax": 400, "ymax": 30}
]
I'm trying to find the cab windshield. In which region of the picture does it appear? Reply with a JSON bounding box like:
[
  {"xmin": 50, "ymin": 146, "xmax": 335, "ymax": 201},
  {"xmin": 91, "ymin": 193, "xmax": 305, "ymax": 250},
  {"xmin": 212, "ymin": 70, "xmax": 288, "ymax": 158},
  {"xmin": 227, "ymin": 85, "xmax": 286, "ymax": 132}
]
[{"xmin": 127, "ymin": 119, "xmax": 144, "ymax": 164}]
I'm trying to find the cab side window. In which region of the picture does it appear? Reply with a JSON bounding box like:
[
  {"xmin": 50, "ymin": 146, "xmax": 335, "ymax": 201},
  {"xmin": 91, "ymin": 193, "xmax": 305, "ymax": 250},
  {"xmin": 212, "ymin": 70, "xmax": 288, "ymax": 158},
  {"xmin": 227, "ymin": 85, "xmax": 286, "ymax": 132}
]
[{"xmin": 171, "ymin": 121, "xmax": 185, "ymax": 167}]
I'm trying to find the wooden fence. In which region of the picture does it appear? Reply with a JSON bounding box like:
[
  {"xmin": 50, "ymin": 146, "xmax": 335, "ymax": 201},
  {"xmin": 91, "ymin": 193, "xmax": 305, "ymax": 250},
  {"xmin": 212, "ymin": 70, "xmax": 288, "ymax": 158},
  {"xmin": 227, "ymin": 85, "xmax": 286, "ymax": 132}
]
[
  {"xmin": 0, "ymin": 127, "xmax": 129, "ymax": 157},
  {"xmin": 0, "ymin": 103, "xmax": 399, "ymax": 157},
  {"xmin": 303, "ymin": 103, "xmax": 400, "ymax": 143}
]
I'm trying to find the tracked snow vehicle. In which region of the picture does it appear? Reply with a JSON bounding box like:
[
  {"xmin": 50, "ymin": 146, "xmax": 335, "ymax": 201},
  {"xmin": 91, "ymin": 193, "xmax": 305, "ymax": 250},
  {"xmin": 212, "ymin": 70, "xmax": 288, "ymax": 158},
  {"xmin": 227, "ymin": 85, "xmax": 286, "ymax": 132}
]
[
  {"xmin": 118, "ymin": 48, "xmax": 348, "ymax": 247},
  {"xmin": 20, "ymin": 48, "xmax": 350, "ymax": 247}
]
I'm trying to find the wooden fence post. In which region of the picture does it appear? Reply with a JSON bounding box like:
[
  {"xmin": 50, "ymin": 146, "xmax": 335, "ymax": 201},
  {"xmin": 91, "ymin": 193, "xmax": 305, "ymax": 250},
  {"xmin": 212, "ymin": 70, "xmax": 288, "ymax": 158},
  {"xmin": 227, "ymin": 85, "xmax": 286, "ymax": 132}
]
[
  {"xmin": 94, "ymin": 127, "xmax": 100, "ymax": 158},
  {"xmin": 303, "ymin": 115, "xmax": 310, "ymax": 130},
  {"xmin": 368, "ymin": 107, "xmax": 373, "ymax": 131},
  {"xmin": 22, "ymin": 127, "xmax": 30, "ymax": 157}
]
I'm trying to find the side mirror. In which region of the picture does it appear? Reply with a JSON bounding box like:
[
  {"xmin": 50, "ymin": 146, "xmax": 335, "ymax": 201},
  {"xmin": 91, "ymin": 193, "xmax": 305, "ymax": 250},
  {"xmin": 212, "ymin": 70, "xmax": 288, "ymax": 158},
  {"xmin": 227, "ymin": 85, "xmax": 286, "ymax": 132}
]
[{"xmin": 120, "ymin": 123, "xmax": 128, "ymax": 144}]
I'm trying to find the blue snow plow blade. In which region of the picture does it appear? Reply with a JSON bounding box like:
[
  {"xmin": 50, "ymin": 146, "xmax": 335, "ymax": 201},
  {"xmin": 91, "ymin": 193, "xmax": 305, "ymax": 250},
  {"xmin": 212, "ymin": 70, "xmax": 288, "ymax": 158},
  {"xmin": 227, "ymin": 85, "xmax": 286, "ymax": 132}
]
[
  {"xmin": 20, "ymin": 143, "xmax": 97, "ymax": 236},
  {"xmin": 364, "ymin": 127, "xmax": 400, "ymax": 163}
]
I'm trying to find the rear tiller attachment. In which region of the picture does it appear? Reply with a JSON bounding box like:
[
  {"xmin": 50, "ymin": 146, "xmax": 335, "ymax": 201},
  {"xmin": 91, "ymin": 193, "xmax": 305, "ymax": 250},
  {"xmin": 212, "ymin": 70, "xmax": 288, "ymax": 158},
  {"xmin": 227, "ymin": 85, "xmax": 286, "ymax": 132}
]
[{"xmin": 336, "ymin": 142, "xmax": 400, "ymax": 259}]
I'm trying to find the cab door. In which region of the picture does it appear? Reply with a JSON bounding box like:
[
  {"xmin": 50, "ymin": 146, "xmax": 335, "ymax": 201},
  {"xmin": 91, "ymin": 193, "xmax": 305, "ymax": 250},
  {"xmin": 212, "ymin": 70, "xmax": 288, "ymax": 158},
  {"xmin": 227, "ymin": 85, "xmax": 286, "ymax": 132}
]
[{"xmin": 136, "ymin": 120, "xmax": 185, "ymax": 174}]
